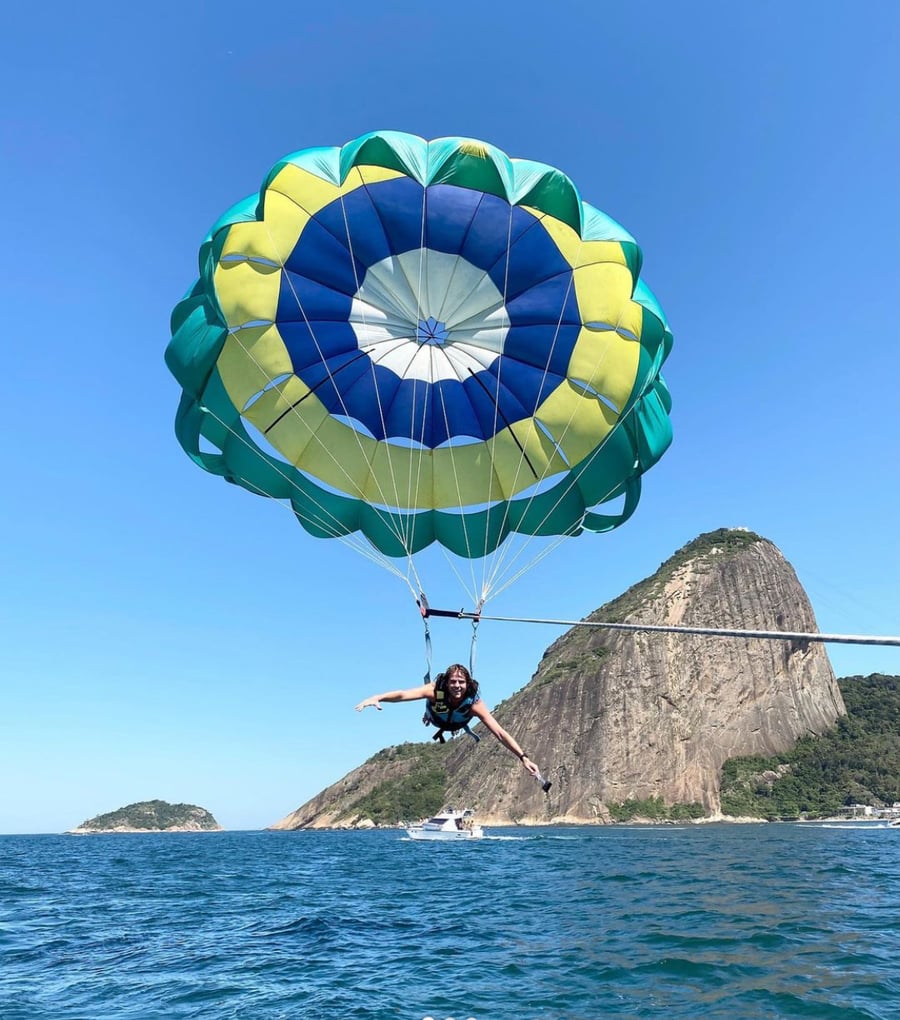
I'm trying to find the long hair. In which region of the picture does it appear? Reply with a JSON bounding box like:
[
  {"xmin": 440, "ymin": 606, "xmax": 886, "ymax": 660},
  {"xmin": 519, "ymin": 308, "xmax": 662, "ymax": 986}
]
[{"xmin": 434, "ymin": 663, "xmax": 479, "ymax": 700}]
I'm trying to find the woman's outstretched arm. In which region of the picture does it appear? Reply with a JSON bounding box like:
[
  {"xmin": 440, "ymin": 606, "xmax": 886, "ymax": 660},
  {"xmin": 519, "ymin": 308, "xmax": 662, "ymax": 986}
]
[
  {"xmin": 469, "ymin": 702, "xmax": 541, "ymax": 777},
  {"xmin": 355, "ymin": 683, "xmax": 433, "ymax": 712}
]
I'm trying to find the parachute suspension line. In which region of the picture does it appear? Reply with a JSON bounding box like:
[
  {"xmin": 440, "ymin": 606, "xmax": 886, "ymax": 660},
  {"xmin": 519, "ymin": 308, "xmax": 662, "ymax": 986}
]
[
  {"xmin": 486, "ymin": 533, "xmax": 574, "ymax": 603},
  {"xmin": 400, "ymin": 192, "xmax": 517, "ymax": 613},
  {"xmin": 488, "ymin": 203, "xmax": 519, "ymax": 549},
  {"xmin": 388, "ymin": 182, "xmax": 442, "ymax": 589},
  {"xmin": 223, "ymin": 323, "xmax": 418, "ymax": 580},
  {"xmin": 419, "ymin": 190, "xmax": 507, "ymax": 616},
  {"xmin": 481, "ymin": 228, "xmax": 589, "ymax": 602},
  {"xmin": 485, "ymin": 474, "xmax": 618, "ymax": 605},
  {"xmin": 443, "ymin": 612, "xmax": 900, "ymax": 647},
  {"xmin": 485, "ymin": 249, "xmax": 670, "ymax": 603},
  {"xmin": 433, "ymin": 209, "xmax": 478, "ymax": 328},
  {"xmin": 478, "ymin": 226, "xmax": 583, "ymax": 599},
  {"xmin": 397, "ymin": 183, "xmax": 431, "ymax": 559},
  {"xmin": 259, "ymin": 188, "xmax": 420, "ymax": 595},
  {"xmin": 190, "ymin": 402, "xmax": 419, "ymax": 592},
  {"xmin": 473, "ymin": 201, "xmax": 519, "ymax": 605},
  {"xmin": 467, "ymin": 367, "xmax": 539, "ymax": 477},
  {"xmin": 334, "ymin": 188, "xmax": 422, "ymax": 566},
  {"xmin": 485, "ymin": 464, "xmax": 627, "ymax": 605},
  {"xmin": 363, "ymin": 178, "xmax": 431, "ymax": 571},
  {"xmin": 494, "ymin": 343, "xmax": 651, "ymax": 578},
  {"xmin": 226, "ymin": 329, "xmax": 374, "ymax": 505},
  {"xmin": 469, "ymin": 192, "xmax": 512, "ymax": 603},
  {"xmin": 431, "ymin": 367, "xmax": 486, "ymax": 609},
  {"xmin": 203, "ymin": 202, "xmax": 424, "ymax": 592},
  {"xmin": 262, "ymin": 349, "xmax": 373, "ymax": 431},
  {"xmin": 252, "ymin": 219, "xmax": 417, "ymax": 559}
]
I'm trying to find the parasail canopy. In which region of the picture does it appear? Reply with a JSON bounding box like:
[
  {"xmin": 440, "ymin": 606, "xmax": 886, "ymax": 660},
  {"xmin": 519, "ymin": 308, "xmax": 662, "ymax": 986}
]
[{"xmin": 166, "ymin": 131, "xmax": 673, "ymax": 602}]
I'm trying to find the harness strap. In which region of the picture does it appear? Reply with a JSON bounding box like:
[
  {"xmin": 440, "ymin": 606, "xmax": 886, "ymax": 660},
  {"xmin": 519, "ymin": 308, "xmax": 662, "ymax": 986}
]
[
  {"xmin": 418, "ymin": 592, "xmax": 485, "ymax": 681},
  {"xmin": 468, "ymin": 597, "xmax": 485, "ymax": 676},
  {"xmin": 418, "ymin": 592, "xmax": 484, "ymax": 744},
  {"xmin": 423, "ymin": 696, "xmax": 481, "ymax": 744},
  {"xmin": 417, "ymin": 593, "xmax": 433, "ymax": 684},
  {"xmin": 429, "ymin": 722, "xmax": 480, "ymax": 744}
]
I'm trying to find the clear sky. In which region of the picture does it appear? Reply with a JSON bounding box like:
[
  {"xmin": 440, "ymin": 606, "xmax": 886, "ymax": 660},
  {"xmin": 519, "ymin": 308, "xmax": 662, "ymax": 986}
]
[{"xmin": 2, "ymin": 1, "xmax": 898, "ymax": 834}]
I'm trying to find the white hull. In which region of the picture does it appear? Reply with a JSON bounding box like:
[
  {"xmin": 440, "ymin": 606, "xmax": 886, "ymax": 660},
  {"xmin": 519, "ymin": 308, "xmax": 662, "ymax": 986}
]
[
  {"xmin": 405, "ymin": 809, "xmax": 484, "ymax": 841},
  {"xmin": 406, "ymin": 827, "xmax": 484, "ymax": 841}
]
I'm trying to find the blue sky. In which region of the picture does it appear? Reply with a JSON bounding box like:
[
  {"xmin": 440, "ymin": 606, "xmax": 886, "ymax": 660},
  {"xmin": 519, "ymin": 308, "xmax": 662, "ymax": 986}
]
[{"xmin": 2, "ymin": 1, "xmax": 898, "ymax": 834}]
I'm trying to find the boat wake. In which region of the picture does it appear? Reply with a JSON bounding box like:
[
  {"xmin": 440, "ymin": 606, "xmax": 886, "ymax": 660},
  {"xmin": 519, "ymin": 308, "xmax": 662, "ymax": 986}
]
[{"xmin": 817, "ymin": 823, "xmax": 893, "ymax": 830}]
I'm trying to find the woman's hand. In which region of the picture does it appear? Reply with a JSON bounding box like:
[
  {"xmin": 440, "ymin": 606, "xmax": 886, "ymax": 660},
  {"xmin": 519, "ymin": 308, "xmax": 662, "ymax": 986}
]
[
  {"xmin": 355, "ymin": 696, "xmax": 382, "ymax": 712},
  {"xmin": 521, "ymin": 756, "xmax": 541, "ymax": 778}
]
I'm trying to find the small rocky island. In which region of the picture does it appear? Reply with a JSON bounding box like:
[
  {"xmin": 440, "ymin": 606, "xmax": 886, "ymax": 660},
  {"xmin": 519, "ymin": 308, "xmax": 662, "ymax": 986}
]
[{"xmin": 68, "ymin": 799, "xmax": 222, "ymax": 833}]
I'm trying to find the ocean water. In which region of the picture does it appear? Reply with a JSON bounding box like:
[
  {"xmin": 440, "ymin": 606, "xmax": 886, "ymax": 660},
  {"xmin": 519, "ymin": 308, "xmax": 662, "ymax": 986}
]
[{"xmin": 1, "ymin": 824, "xmax": 897, "ymax": 1019}]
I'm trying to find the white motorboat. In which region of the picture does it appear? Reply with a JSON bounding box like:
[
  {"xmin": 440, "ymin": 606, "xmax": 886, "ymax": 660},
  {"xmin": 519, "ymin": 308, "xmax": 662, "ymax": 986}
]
[
  {"xmin": 406, "ymin": 809, "xmax": 484, "ymax": 841},
  {"xmin": 889, "ymin": 818, "xmax": 900, "ymax": 828}
]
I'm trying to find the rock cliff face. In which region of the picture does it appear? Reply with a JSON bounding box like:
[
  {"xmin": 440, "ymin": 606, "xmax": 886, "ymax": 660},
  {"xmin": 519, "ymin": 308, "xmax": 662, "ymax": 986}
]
[{"xmin": 274, "ymin": 530, "xmax": 845, "ymax": 827}]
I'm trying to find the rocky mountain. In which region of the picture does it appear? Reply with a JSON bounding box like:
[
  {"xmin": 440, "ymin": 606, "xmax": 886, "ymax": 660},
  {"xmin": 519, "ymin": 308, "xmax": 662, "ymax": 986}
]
[
  {"xmin": 720, "ymin": 673, "xmax": 900, "ymax": 818},
  {"xmin": 68, "ymin": 799, "xmax": 222, "ymax": 833},
  {"xmin": 272, "ymin": 529, "xmax": 845, "ymax": 828}
]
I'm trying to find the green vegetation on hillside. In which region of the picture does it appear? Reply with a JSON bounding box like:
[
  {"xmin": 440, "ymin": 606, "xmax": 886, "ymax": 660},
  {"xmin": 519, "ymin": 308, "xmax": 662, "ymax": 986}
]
[
  {"xmin": 77, "ymin": 799, "xmax": 219, "ymax": 830},
  {"xmin": 607, "ymin": 797, "xmax": 706, "ymax": 822},
  {"xmin": 347, "ymin": 743, "xmax": 448, "ymax": 824},
  {"xmin": 348, "ymin": 766, "xmax": 446, "ymax": 824},
  {"xmin": 721, "ymin": 675, "xmax": 900, "ymax": 819}
]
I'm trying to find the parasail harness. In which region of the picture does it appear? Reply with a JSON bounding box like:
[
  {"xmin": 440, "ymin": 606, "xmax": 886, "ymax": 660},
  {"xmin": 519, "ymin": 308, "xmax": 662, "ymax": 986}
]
[
  {"xmin": 418, "ymin": 592, "xmax": 483, "ymax": 744},
  {"xmin": 422, "ymin": 671, "xmax": 480, "ymax": 744},
  {"xmin": 415, "ymin": 592, "xmax": 553, "ymax": 792}
]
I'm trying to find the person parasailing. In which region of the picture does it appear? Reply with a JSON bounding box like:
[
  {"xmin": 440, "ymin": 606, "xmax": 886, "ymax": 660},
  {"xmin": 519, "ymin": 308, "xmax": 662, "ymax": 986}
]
[{"xmin": 355, "ymin": 663, "xmax": 545, "ymax": 783}]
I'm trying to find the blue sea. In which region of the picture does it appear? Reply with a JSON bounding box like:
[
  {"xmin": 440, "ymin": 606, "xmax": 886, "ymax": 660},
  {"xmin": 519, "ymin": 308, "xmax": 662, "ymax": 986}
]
[{"xmin": 1, "ymin": 823, "xmax": 897, "ymax": 1019}]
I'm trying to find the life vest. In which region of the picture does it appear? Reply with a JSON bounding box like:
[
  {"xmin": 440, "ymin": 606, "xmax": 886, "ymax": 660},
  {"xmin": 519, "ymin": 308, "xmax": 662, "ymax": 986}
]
[{"xmin": 423, "ymin": 676, "xmax": 481, "ymax": 743}]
